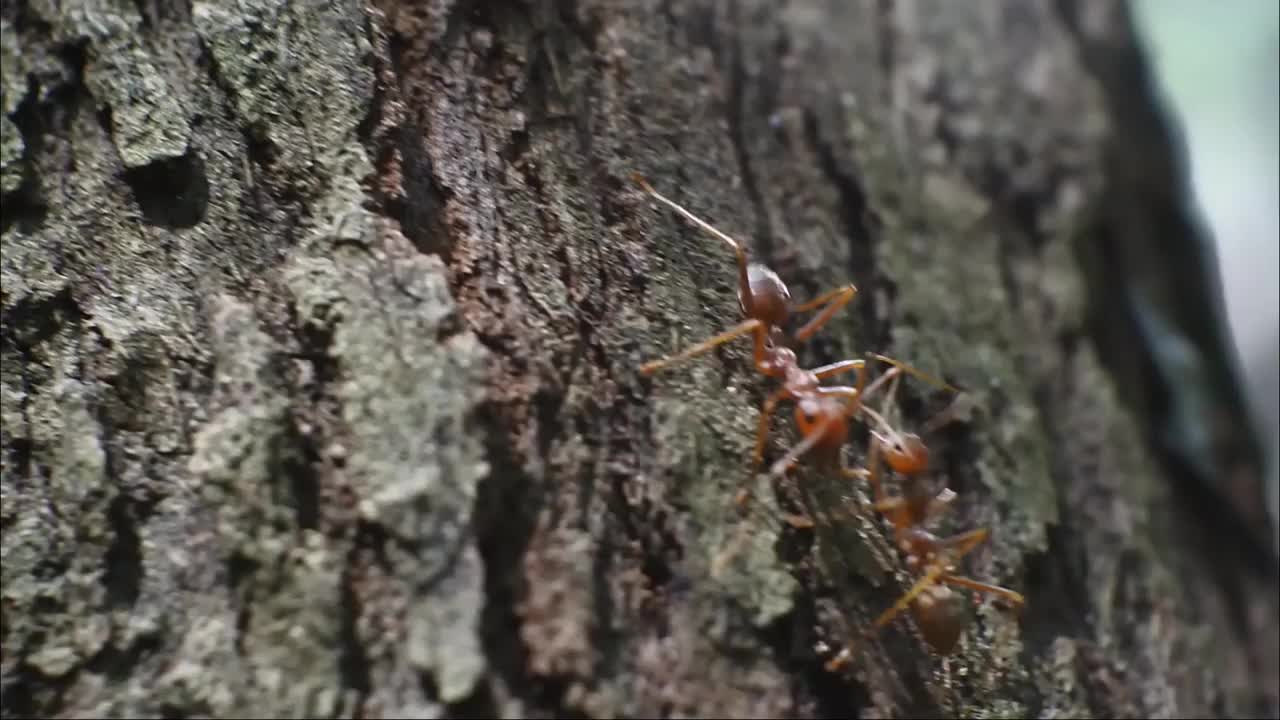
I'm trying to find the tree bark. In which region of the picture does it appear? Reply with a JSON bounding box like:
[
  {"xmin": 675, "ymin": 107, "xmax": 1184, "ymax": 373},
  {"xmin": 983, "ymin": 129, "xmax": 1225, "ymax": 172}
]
[{"xmin": 2, "ymin": 0, "xmax": 1276, "ymax": 718}]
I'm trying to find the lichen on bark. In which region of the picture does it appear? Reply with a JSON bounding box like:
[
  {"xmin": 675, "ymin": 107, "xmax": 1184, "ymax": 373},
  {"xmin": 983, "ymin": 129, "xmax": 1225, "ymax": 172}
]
[{"xmin": 2, "ymin": 0, "xmax": 1276, "ymax": 718}]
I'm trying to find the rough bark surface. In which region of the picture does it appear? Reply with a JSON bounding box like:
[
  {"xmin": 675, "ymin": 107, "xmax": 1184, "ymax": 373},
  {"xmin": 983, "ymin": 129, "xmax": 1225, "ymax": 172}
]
[{"xmin": 1, "ymin": 0, "xmax": 1276, "ymax": 718}]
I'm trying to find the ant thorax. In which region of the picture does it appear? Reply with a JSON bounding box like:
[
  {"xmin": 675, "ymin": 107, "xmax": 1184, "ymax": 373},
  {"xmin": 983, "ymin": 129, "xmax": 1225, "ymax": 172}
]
[
  {"xmin": 900, "ymin": 526, "xmax": 940, "ymax": 564},
  {"xmin": 901, "ymin": 476, "xmax": 939, "ymax": 518},
  {"xmin": 759, "ymin": 345, "xmax": 799, "ymax": 377},
  {"xmin": 914, "ymin": 584, "xmax": 954, "ymax": 612}
]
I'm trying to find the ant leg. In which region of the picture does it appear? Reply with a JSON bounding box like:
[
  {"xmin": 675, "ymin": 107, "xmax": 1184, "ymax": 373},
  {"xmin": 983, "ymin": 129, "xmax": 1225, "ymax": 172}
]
[
  {"xmin": 816, "ymin": 384, "xmax": 866, "ymax": 401},
  {"xmin": 766, "ymin": 422, "xmax": 828, "ymax": 478},
  {"xmin": 711, "ymin": 522, "xmax": 754, "ymax": 579},
  {"xmin": 850, "ymin": 369, "xmax": 905, "ymax": 442},
  {"xmin": 752, "ymin": 387, "xmax": 794, "ymax": 472},
  {"xmin": 811, "ymin": 358, "xmax": 866, "ymax": 382},
  {"xmin": 926, "ymin": 488, "xmax": 958, "ymax": 520},
  {"xmin": 813, "ymin": 360, "xmax": 869, "ymax": 417},
  {"xmin": 937, "ymin": 527, "xmax": 990, "ymax": 561},
  {"xmin": 792, "ymin": 284, "xmax": 858, "ymax": 343},
  {"xmin": 711, "ymin": 505, "xmax": 810, "ymax": 579},
  {"xmin": 931, "ymin": 527, "xmax": 1002, "ymax": 589},
  {"xmin": 857, "ymin": 438, "xmax": 923, "ymax": 531},
  {"xmin": 813, "ymin": 361, "xmax": 871, "ymax": 424},
  {"xmin": 856, "ymin": 366, "xmax": 904, "ymax": 411},
  {"xmin": 872, "ymin": 496, "xmax": 908, "ymax": 517},
  {"xmin": 765, "ymin": 385, "xmax": 862, "ymax": 478},
  {"xmin": 763, "ymin": 370, "xmax": 879, "ymax": 482},
  {"xmin": 783, "ymin": 512, "xmax": 817, "ymax": 529},
  {"xmin": 714, "ymin": 466, "xmax": 808, "ymax": 579},
  {"xmin": 640, "ymin": 319, "xmax": 764, "ymax": 376},
  {"xmin": 921, "ymin": 392, "xmax": 974, "ymax": 436},
  {"xmin": 868, "ymin": 563, "xmax": 949, "ymax": 633},
  {"xmin": 633, "ymin": 173, "xmax": 753, "ymax": 311},
  {"xmin": 842, "ymin": 438, "xmax": 913, "ymax": 530},
  {"xmin": 939, "ymin": 575, "xmax": 1026, "ymax": 611},
  {"xmin": 825, "ymin": 649, "xmax": 853, "ymax": 672},
  {"xmin": 869, "ymin": 499, "xmax": 909, "ymax": 528},
  {"xmin": 853, "ymin": 429, "xmax": 888, "ymax": 504},
  {"xmin": 867, "ymin": 356, "xmax": 974, "ymax": 440},
  {"xmin": 860, "ymin": 366, "xmax": 946, "ymax": 459},
  {"xmin": 865, "ymin": 528, "xmax": 991, "ymax": 636},
  {"xmin": 868, "ymin": 352, "xmax": 959, "ymax": 393},
  {"xmin": 870, "ymin": 486, "xmax": 955, "ymax": 534}
]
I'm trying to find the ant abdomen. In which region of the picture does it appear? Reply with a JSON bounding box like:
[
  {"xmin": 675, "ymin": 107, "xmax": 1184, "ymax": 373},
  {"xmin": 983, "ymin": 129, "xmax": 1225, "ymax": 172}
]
[{"xmin": 912, "ymin": 585, "xmax": 969, "ymax": 655}]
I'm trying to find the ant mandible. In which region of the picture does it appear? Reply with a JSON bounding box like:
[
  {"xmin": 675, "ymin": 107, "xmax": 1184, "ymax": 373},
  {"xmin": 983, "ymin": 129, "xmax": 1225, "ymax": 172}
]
[{"xmin": 825, "ymin": 373, "xmax": 1024, "ymax": 666}]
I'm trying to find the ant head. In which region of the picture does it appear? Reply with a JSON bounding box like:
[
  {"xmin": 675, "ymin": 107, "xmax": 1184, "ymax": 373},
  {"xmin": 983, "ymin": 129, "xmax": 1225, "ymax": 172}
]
[
  {"xmin": 744, "ymin": 263, "xmax": 791, "ymax": 328},
  {"xmin": 911, "ymin": 584, "xmax": 970, "ymax": 656},
  {"xmin": 882, "ymin": 433, "xmax": 929, "ymax": 475},
  {"xmin": 795, "ymin": 397, "xmax": 848, "ymax": 452}
]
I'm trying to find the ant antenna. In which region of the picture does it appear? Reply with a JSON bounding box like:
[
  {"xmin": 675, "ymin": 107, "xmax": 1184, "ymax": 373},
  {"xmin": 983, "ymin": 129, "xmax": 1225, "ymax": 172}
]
[
  {"xmin": 633, "ymin": 172, "xmax": 750, "ymax": 264},
  {"xmin": 633, "ymin": 173, "xmax": 858, "ymax": 379}
]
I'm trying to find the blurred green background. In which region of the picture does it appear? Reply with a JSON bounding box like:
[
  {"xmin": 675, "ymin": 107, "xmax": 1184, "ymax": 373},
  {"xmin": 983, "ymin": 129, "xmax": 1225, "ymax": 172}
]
[{"xmin": 1133, "ymin": 0, "xmax": 1279, "ymax": 549}]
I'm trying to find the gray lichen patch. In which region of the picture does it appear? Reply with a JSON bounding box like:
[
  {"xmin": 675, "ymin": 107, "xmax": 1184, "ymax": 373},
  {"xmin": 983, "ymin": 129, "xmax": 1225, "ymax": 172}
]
[
  {"xmin": 704, "ymin": 472, "xmax": 798, "ymax": 628},
  {"xmin": 0, "ymin": 233, "xmax": 72, "ymax": 319},
  {"xmin": 188, "ymin": 294, "xmax": 292, "ymax": 561},
  {"xmin": 2, "ymin": 377, "xmax": 114, "ymax": 679},
  {"xmin": 0, "ymin": 21, "xmax": 24, "ymax": 187},
  {"xmin": 238, "ymin": 533, "xmax": 351, "ymax": 718},
  {"xmin": 650, "ymin": 387, "xmax": 797, "ymax": 629},
  {"xmin": 180, "ymin": 296, "xmax": 357, "ymax": 715},
  {"xmin": 853, "ymin": 132, "xmax": 1059, "ymax": 559},
  {"xmin": 149, "ymin": 613, "xmax": 243, "ymax": 717},
  {"xmin": 49, "ymin": 0, "xmax": 187, "ymax": 169},
  {"xmin": 84, "ymin": 37, "xmax": 191, "ymax": 169},
  {"xmin": 0, "ymin": 346, "xmax": 25, "ymax": 477},
  {"xmin": 1033, "ymin": 636, "xmax": 1093, "ymax": 719},
  {"xmin": 407, "ymin": 545, "xmax": 488, "ymax": 703},
  {"xmin": 285, "ymin": 207, "xmax": 492, "ymax": 704},
  {"xmin": 0, "ymin": 113, "xmax": 23, "ymax": 195},
  {"xmin": 628, "ymin": 616, "xmax": 797, "ymax": 719},
  {"xmin": 4, "ymin": 553, "xmax": 110, "ymax": 680},
  {"xmin": 27, "ymin": 0, "xmax": 138, "ymax": 42},
  {"xmin": 46, "ymin": 380, "xmax": 109, "ymax": 522},
  {"xmin": 193, "ymin": 0, "xmax": 374, "ymax": 187}
]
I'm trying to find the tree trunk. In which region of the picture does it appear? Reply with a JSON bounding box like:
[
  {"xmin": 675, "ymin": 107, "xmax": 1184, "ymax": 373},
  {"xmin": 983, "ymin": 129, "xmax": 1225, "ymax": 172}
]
[{"xmin": 2, "ymin": 0, "xmax": 1276, "ymax": 718}]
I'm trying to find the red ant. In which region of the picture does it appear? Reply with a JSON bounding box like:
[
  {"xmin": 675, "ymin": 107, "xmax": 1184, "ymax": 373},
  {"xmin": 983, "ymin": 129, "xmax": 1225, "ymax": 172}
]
[
  {"xmin": 632, "ymin": 174, "xmax": 950, "ymax": 473},
  {"xmin": 631, "ymin": 173, "xmax": 956, "ymax": 566},
  {"xmin": 823, "ymin": 373, "xmax": 1024, "ymax": 667},
  {"xmin": 706, "ymin": 357, "xmax": 952, "ymax": 577},
  {"xmin": 633, "ymin": 173, "xmax": 858, "ymax": 382},
  {"xmin": 633, "ymin": 174, "xmax": 1023, "ymax": 665}
]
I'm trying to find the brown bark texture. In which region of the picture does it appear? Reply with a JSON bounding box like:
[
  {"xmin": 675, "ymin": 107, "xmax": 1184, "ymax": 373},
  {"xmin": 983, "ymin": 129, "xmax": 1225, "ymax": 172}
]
[{"xmin": 1, "ymin": 0, "xmax": 1277, "ymax": 718}]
